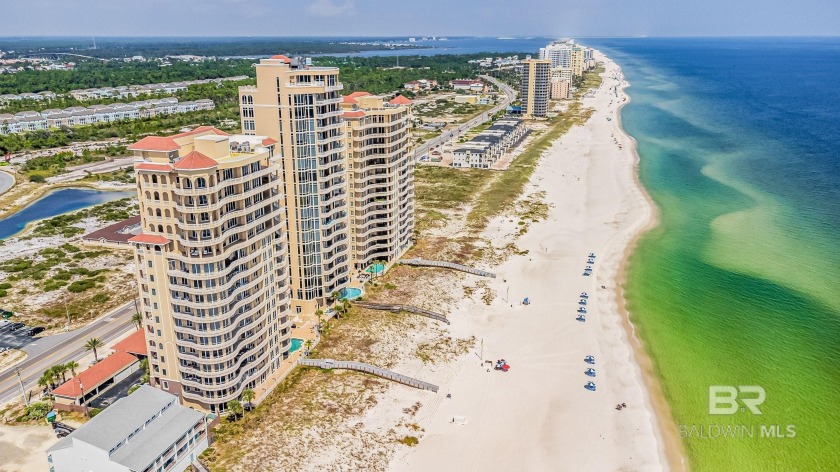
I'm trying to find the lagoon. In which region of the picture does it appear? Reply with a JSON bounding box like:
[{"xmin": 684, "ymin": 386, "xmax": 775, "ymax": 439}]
[{"xmin": 0, "ymin": 188, "xmax": 131, "ymax": 240}]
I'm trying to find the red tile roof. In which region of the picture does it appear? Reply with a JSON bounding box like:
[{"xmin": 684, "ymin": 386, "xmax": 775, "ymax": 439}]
[
  {"xmin": 134, "ymin": 163, "xmax": 173, "ymax": 172},
  {"xmin": 270, "ymin": 55, "xmax": 292, "ymax": 63},
  {"xmin": 170, "ymin": 126, "xmax": 229, "ymax": 139},
  {"xmin": 342, "ymin": 96, "xmax": 358, "ymax": 104},
  {"xmin": 52, "ymin": 352, "xmax": 139, "ymax": 399},
  {"xmin": 113, "ymin": 329, "xmax": 148, "ymax": 356},
  {"xmin": 347, "ymin": 91, "xmax": 371, "ymax": 99},
  {"xmin": 82, "ymin": 216, "xmax": 141, "ymax": 244},
  {"xmin": 128, "ymin": 233, "xmax": 170, "ymax": 245},
  {"xmin": 130, "ymin": 127, "xmax": 229, "ymax": 152},
  {"xmin": 261, "ymin": 138, "xmax": 279, "ymax": 146},
  {"xmin": 343, "ymin": 110, "xmax": 366, "ymax": 118},
  {"xmin": 173, "ymin": 151, "xmax": 218, "ymax": 170},
  {"xmin": 129, "ymin": 136, "xmax": 179, "ymax": 152},
  {"xmin": 389, "ymin": 95, "xmax": 413, "ymax": 105}
]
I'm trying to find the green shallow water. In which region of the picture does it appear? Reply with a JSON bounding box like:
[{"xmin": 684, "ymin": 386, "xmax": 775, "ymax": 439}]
[{"xmin": 592, "ymin": 38, "xmax": 840, "ymax": 470}]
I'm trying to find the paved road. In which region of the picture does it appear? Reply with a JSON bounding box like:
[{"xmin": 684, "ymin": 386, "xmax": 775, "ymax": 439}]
[
  {"xmin": 0, "ymin": 302, "xmax": 135, "ymax": 406},
  {"xmin": 413, "ymin": 74, "xmax": 517, "ymax": 161},
  {"xmin": 0, "ymin": 170, "xmax": 14, "ymax": 196}
]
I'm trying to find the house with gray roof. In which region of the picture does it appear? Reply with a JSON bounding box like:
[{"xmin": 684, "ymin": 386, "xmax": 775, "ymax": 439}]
[{"xmin": 46, "ymin": 386, "xmax": 209, "ymax": 472}]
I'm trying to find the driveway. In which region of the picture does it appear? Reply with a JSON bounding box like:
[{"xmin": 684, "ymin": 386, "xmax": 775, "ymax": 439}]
[{"xmin": 88, "ymin": 368, "xmax": 145, "ymax": 409}]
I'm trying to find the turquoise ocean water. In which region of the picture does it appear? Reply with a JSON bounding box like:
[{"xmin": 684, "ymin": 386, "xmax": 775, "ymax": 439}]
[{"xmin": 585, "ymin": 38, "xmax": 840, "ymax": 470}]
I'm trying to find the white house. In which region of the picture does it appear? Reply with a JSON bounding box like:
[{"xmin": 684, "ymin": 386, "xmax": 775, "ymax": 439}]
[{"xmin": 47, "ymin": 386, "xmax": 209, "ymax": 472}]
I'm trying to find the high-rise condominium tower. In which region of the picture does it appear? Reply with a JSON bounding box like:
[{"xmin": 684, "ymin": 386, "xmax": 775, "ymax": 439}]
[
  {"xmin": 128, "ymin": 127, "xmax": 292, "ymax": 413},
  {"xmin": 341, "ymin": 92, "xmax": 415, "ymax": 271},
  {"xmin": 239, "ymin": 55, "xmax": 349, "ymax": 315},
  {"xmin": 521, "ymin": 59, "xmax": 551, "ymax": 118}
]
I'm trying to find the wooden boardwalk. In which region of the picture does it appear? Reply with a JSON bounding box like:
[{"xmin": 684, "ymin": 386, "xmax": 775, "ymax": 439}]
[
  {"xmin": 300, "ymin": 359, "xmax": 439, "ymax": 393},
  {"xmin": 354, "ymin": 301, "xmax": 450, "ymax": 324},
  {"xmin": 400, "ymin": 257, "xmax": 496, "ymax": 278}
]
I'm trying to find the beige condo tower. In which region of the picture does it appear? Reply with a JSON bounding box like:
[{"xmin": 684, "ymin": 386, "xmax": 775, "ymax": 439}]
[
  {"xmin": 239, "ymin": 56, "xmax": 416, "ymax": 315},
  {"xmin": 521, "ymin": 59, "xmax": 551, "ymax": 118},
  {"xmin": 239, "ymin": 55, "xmax": 350, "ymax": 316},
  {"xmin": 341, "ymin": 92, "xmax": 415, "ymax": 272},
  {"xmin": 127, "ymin": 127, "xmax": 292, "ymax": 413}
]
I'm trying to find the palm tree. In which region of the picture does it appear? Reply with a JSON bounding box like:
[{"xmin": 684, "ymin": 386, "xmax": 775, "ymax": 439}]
[
  {"xmin": 330, "ymin": 291, "xmax": 341, "ymax": 303},
  {"xmin": 54, "ymin": 364, "xmax": 69, "ymax": 383},
  {"xmin": 131, "ymin": 313, "xmax": 143, "ymax": 330},
  {"xmin": 226, "ymin": 400, "xmax": 243, "ymax": 420},
  {"xmin": 65, "ymin": 361, "xmax": 79, "ymax": 377},
  {"xmin": 315, "ymin": 309, "xmax": 324, "ymax": 333},
  {"xmin": 38, "ymin": 374, "xmax": 52, "ymax": 393},
  {"xmin": 84, "ymin": 338, "xmax": 104, "ymax": 362},
  {"xmin": 241, "ymin": 388, "xmax": 255, "ymax": 413}
]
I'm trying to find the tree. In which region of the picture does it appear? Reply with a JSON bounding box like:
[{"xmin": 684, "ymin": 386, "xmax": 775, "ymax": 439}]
[
  {"xmin": 226, "ymin": 400, "xmax": 243, "ymax": 420},
  {"xmin": 315, "ymin": 309, "xmax": 324, "ymax": 333},
  {"xmin": 131, "ymin": 313, "xmax": 143, "ymax": 330},
  {"xmin": 241, "ymin": 388, "xmax": 255, "ymax": 413},
  {"xmin": 65, "ymin": 360, "xmax": 79, "ymax": 377},
  {"xmin": 330, "ymin": 291, "xmax": 341, "ymax": 302},
  {"xmin": 54, "ymin": 364, "xmax": 69, "ymax": 383},
  {"xmin": 84, "ymin": 338, "xmax": 104, "ymax": 362},
  {"xmin": 38, "ymin": 374, "xmax": 52, "ymax": 393}
]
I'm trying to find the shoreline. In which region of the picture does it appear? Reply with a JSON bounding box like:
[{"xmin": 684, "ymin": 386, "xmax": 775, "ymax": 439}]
[
  {"xmin": 0, "ymin": 182, "xmax": 133, "ymax": 240},
  {"xmin": 387, "ymin": 52, "xmax": 679, "ymax": 471},
  {"xmin": 610, "ymin": 59, "xmax": 689, "ymax": 471}
]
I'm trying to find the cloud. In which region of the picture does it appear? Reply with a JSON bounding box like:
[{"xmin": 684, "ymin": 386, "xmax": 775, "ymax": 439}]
[{"xmin": 307, "ymin": 0, "xmax": 356, "ymax": 17}]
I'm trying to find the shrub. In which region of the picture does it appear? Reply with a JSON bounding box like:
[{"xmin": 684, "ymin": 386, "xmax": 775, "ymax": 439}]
[
  {"xmin": 92, "ymin": 293, "xmax": 109, "ymax": 303},
  {"xmin": 28, "ymin": 174, "xmax": 46, "ymax": 183},
  {"xmin": 0, "ymin": 283, "xmax": 11, "ymax": 289},
  {"xmin": 21, "ymin": 402, "xmax": 52, "ymax": 421},
  {"xmin": 67, "ymin": 279, "xmax": 96, "ymax": 293},
  {"xmin": 400, "ymin": 436, "xmax": 419, "ymax": 446}
]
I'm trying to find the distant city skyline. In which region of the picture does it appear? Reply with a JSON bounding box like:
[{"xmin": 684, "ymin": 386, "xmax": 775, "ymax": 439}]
[{"xmin": 3, "ymin": 0, "xmax": 839, "ymax": 37}]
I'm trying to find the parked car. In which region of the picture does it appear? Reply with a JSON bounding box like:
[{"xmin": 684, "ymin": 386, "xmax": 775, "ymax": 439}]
[
  {"xmin": 0, "ymin": 320, "xmax": 11, "ymax": 331},
  {"xmin": 26, "ymin": 326, "xmax": 45, "ymax": 336},
  {"xmin": 1, "ymin": 310, "xmax": 13, "ymax": 319},
  {"xmin": 9, "ymin": 322, "xmax": 25, "ymax": 332}
]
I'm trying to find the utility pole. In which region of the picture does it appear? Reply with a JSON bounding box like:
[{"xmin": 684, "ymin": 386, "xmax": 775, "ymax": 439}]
[
  {"xmin": 16, "ymin": 368, "xmax": 28, "ymax": 406},
  {"xmin": 64, "ymin": 295, "xmax": 71, "ymax": 327},
  {"xmin": 79, "ymin": 380, "xmax": 88, "ymax": 417},
  {"xmin": 480, "ymin": 338, "xmax": 484, "ymax": 362}
]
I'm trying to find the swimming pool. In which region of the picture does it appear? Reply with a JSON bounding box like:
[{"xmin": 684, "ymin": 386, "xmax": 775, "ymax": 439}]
[
  {"xmin": 290, "ymin": 338, "xmax": 304, "ymax": 353},
  {"xmin": 341, "ymin": 287, "xmax": 363, "ymax": 300},
  {"xmin": 365, "ymin": 263, "xmax": 385, "ymax": 275}
]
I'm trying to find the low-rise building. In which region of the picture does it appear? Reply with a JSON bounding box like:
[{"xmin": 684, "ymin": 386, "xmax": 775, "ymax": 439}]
[
  {"xmin": 449, "ymin": 79, "xmax": 486, "ymax": 93},
  {"xmin": 403, "ymin": 79, "xmax": 438, "ymax": 92},
  {"xmin": 0, "ymin": 98, "xmax": 215, "ymax": 135},
  {"xmin": 452, "ymin": 117, "xmax": 527, "ymax": 169},
  {"xmin": 47, "ymin": 386, "xmax": 208, "ymax": 472}
]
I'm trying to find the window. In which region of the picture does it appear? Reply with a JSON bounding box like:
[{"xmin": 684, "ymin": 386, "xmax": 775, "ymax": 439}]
[
  {"xmin": 244, "ymin": 120, "xmax": 255, "ymax": 131},
  {"xmin": 162, "ymin": 381, "xmax": 169, "ymax": 389}
]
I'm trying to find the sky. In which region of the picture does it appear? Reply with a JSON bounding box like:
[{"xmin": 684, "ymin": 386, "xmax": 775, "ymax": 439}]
[{"xmin": 3, "ymin": 0, "xmax": 839, "ymax": 37}]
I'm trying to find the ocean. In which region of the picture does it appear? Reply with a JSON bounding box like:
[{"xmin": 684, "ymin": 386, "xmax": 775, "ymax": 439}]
[{"xmin": 584, "ymin": 37, "xmax": 840, "ymax": 470}]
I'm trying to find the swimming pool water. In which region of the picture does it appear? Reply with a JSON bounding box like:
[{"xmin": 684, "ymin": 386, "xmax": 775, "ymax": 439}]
[
  {"xmin": 290, "ymin": 338, "xmax": 303, "ymax": 353},
  {"xmin": 341, "ymin": 287, "xmax": 363, "ymax": 300}
]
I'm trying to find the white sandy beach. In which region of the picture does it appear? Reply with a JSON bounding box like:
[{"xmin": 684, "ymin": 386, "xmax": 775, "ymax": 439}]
[{"xmin": 386, "ymin": 53, "xmax": 674, "ymax": 471}]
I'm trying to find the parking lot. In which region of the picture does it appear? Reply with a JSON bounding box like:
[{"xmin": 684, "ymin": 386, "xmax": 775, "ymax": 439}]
[{"xmin": 0, "ymin": 321, "xmax": 43, "ymax": 350}]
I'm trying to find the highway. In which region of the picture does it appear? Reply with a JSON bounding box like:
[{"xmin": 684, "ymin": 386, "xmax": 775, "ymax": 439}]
[
  {"xmin": 413, "ymin": 74, "xmax": 517, "ymax": 161},
  {"xmin": 0, "ymin": 302, "xmax": 135, "ymax": 406},
  {"xmin": 0, "ymin": 170, "xmax": 14, "ymax": 196}
]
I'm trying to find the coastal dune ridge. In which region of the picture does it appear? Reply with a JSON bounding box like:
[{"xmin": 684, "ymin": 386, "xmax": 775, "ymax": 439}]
[{"xmin": 387, "ymin": 51, "xmax": 683, "ymax": 471}]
